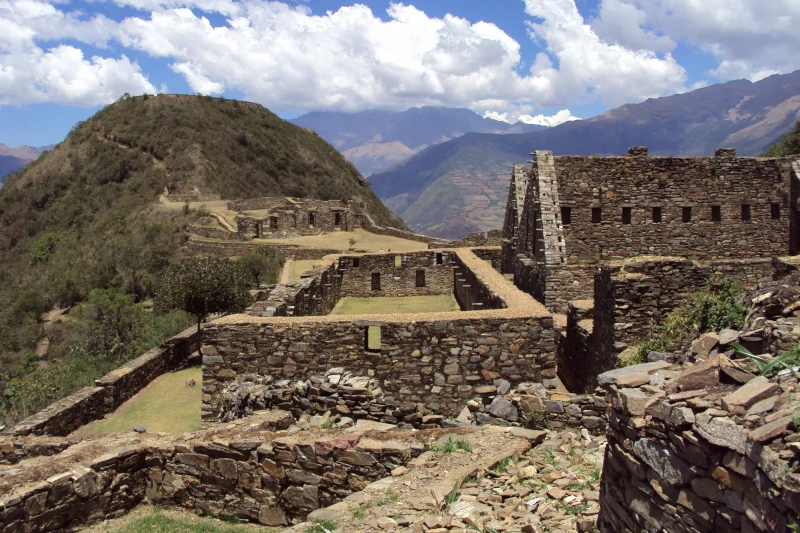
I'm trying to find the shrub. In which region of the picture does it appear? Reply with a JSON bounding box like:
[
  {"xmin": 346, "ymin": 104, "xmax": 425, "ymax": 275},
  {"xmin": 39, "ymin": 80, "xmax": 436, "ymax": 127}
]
[
  {"xmin": 636, "ymin": 277, "xmax": 746, "ymax": 362},
  {"xmin": 237, "ymin": 247, "xmax": 284, "ymax": 287}
]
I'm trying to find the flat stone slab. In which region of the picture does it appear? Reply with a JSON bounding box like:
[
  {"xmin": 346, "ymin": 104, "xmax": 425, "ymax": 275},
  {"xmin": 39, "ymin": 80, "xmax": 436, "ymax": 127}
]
[
  {"xmin": 597, "ymin": 361, "xmax": 672, "ymax": 386},
  {"xmin": 721, "ymin": 377, "xmax": 779, "ymax": 411},
  {"xmin": 347, "ymin": 420, "xmax": 397, "ymax": 432}
]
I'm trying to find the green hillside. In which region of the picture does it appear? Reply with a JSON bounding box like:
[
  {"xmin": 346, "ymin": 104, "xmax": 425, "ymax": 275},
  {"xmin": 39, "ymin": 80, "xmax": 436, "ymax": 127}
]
[{"xmin": 0, "ymin": 94, "xmax": 404, "ymax": 425}]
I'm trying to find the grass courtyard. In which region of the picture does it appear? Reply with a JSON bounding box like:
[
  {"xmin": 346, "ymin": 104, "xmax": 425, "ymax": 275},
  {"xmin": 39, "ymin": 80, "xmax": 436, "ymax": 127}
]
[
  {"xmin": 331, "ymin": 294, "xmax": 459, "ymax": 315},
  {"xmin": 87, "ymin": 367, "xmax": 202, "ymax": 435},
  {"xmin": 293, "ymin": 259, "xmax": 322, "ymax": 279}
]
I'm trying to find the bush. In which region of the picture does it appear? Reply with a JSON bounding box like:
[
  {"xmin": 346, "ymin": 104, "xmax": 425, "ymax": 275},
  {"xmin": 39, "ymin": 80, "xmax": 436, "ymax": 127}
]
[
  {"xmin": 237, "ymin": 247, "xmax": 284, "ymax": 287},
  {"xmin": 156, "ymin": 255, "xmax": 253, "ymax": 332},
  {"xmin": 635, "ymin": 278, "xmax": 746, "ymax": 362},
  {"xmin": 12, "ymin": 291, "xmax": 49, "ymax": 323}
]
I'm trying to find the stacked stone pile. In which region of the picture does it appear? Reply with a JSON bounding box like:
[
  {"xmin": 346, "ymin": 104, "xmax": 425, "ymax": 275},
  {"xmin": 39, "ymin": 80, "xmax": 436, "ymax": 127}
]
[
  {"xmin": 217, "ymin": 369, "xmax": 608, "ymax": 435},
  {"xmin": 598, "ymin": 356, "xmax": 800, "ymax": 532},
  {"xmin": 0, "ymin": 436, "xmax": 72, "ymax": 465},
  {"xmin": 300, "ymin": 427, "xmax": 604, "ymax": 533}
]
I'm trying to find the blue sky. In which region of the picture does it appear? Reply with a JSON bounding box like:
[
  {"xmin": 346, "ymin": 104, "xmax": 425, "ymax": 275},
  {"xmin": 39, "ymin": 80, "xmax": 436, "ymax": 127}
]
[{"xmin": 1, "ymin": 0, "xmax": 798, "ymax": 146}]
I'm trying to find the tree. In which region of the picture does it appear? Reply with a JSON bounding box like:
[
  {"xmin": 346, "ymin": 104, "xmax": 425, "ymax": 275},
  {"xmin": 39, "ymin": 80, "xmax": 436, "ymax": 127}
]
[
  {"xmin": 237, "ymin": 248, "xmax": 284, "ymax": 287},
  {"xmin": 348, "ymin": 237, "xmax": 358, "ymax": 251},
  {"xmin": 763, "ymin": 120, "xmax": 800, "ymax": 157},
  {"xmin": 155, "ymin": 256, "xmax": 252, "ymax": 333},
  {"xmin": 75, "ymin": 289, "xmax": 145, "ymax": 358}
]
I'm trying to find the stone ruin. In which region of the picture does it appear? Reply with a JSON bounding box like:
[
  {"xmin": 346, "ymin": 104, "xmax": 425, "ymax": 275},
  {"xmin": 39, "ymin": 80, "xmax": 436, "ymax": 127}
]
[{"xmin": 3, "ymin": 148, "xmax": 800, "ymax": 532}]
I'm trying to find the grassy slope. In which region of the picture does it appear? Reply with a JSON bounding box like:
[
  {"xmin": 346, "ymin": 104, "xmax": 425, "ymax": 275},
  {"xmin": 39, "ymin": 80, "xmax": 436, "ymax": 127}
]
[{"xmin": 331, "ymin": 295, "xmax": 459, "ymax": 315}]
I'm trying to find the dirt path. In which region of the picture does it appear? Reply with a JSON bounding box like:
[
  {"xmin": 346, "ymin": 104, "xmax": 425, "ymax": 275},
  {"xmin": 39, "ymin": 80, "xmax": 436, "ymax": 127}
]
[{"xmin": 280, "ymin": 259, "xmax": 294, "ymax": 284}]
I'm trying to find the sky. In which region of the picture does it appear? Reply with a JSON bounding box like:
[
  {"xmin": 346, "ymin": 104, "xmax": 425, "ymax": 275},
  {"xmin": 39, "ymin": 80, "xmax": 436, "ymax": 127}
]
[{"xmin": 1, "ymin": 0, "xmax": 799, "ymax": 146}]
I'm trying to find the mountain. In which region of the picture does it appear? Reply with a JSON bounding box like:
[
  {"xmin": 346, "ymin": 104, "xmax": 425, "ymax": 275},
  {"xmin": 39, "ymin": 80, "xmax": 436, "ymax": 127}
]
[
  {"xmin": 291, "ymin": 107, "xmax": 545, "ymax": 176},
  {"xmin": 0, "ymin": 144, "xmax": 53, "ymax": 183},
  {"xmin": 0, "ymin": 92, "xmax": 403, "ymax": 335},
  {"xmin": 370, "ymin": 70, "xmax": 800, "ymax": 238}
]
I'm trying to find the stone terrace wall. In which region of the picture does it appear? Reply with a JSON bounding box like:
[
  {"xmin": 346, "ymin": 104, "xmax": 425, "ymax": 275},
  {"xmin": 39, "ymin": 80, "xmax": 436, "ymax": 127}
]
[
  {"xmin": 201, "ymin": 315, "xmax": 555, "ymax": 421},
  {"xmin": 339, "ymin": 251, "xmax": 454, "ymax": 298},
  {"xmin": 351, "ymin": 213, "xmax": 441, "ymax": 244},
  {"xmin": 226, "ymin": 197, "xmax": 292, "ymax": 212},
  {"xmin": 554, "ymin": 152, "xmax": 793, "ymax": 261},
  {"xmin": 0, "ymin": 428, "xmax": 422, "ymax": 531},
  {"xmin": 430, "ymin": 230, "xmax": 502, "ymax": 250},
  {"xmin": 598, "ymin": 358, "xmax": 800, "ymax": 533},
  {"xmin": 187, "ymin": 236, "xmax": 340, "ymax": 261},
  {"xmin": 541, "ymin": 264, "xmax": 597, "ymax": 313},
  {"xmin": 4, "ymin": 327, "xmax": 200, "ymax": 437}
]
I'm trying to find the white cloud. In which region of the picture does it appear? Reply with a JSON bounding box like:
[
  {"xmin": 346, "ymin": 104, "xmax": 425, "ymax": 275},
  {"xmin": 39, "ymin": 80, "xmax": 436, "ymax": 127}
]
[
  {"xmin": 600, "ymin": 0, "xmax": 800, "ymax": 82},
  {"xmin": 523, "ymin": 0, "xmax": 687, "ymax": 107},
  {"xmin": 0, "ymin": 0, "xmax": 156, "ymax": 106},
  {"xmin": 519, "ymin": 109, "xmax": 581, "ymax": 126},
  {"xmin": 590, "ymin": 0, "xmax": 675, "ymax": 53},
  {"xmin": 483, "ymin": 108, "xmax": 580, "ymax": 127}
]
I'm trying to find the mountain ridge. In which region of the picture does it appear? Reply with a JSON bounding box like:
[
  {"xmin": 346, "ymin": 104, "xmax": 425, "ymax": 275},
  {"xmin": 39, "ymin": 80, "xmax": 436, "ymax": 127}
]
[
  {"xmin": 369, "ymin": 70, "xmax": 800, "ymax": 238},
  {"xmin": 290, "ymin": 106, "xmax": 545, "ymax": 176}
]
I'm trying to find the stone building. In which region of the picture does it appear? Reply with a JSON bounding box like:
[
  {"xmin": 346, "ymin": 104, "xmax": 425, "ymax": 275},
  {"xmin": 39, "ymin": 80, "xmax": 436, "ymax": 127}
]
[
  {"xmin": 230, "ymin": 197, "xmax": 351, "ymax": 239},
  {"xmin": 502, "ymin": 148, "xmax": 800, "ymax": 312}
]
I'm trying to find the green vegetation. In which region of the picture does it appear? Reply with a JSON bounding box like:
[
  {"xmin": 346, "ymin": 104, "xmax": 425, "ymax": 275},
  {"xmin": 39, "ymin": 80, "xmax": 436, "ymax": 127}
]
[
  {"xmin": 308, "ymin": 519, "xmax": 338, "ymax": 533},
  {"xmin": 332, "ymin": 295, "xmax": 459, "ymax": 316},
  {"xmin": 444, "ymin": 481, "xmax": 461, "ymax": 505},
  {"xmin": 155, "ymin": 256, "xmax": 253, "ymax": 333},
  {"xmin": 1, "ymin": 289, "xmax": 191, "ymax": 425},
  {"xmin": 91, "ymin": 367, "xmax": 201, "ymax": 434},
  {"xmin": 0, "ymin": 94, "xmax": 404, "ymax": 426},
  {"xmin": 430, "ymin": 436, "xmax": 473, "ymax": 454},
  {"xmin": 236, "ymin": 248, "xmax": 284, "ymax": 287},
  {"xmin": 763, "ymin": 120, "xmax": 800, "ymax": 157},
  {"xmin": 733, "ymin": 342, "xmax": 800, "ymax": 378},
  {"xmin": 634, "ymin": 278, "xmax": 746, "ymax": 365},
  {"xmin": 491, "ymin": 456, "xmax": 514, "ymax": 473}
]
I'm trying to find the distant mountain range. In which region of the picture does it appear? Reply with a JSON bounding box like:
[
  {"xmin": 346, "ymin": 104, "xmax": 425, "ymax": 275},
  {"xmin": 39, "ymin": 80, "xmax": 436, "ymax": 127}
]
[
  {"xmin": 290, "ymin": 107, "xmax": 545, "ymax": 176},
  {"xmin": 0, "ymin": 144, "xmax": 53, "ymax": 183},
  {"xmin": 368, "ymin": 70, "xmax": 800, "ymax": 238}
]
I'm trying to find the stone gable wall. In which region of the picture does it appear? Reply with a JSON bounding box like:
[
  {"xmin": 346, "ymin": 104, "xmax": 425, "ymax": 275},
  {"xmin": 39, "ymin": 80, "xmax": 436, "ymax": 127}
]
[
  {"xmin": 351, "ymin": 214, "xmax": 441, "ymax": 244},
  {"xmin": 553, "ymin": 154, "xmax": 792, "ymax": 261}
]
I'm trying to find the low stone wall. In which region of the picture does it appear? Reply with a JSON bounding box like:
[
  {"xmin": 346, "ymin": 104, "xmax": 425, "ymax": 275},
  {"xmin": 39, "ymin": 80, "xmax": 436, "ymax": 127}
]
[
  {"xmin": 4, "ymin": 327, "xmax": 200, "ymax": 437},
  {"xmin": 186, "ymin": 237, "xmax": 340, "ymax": 260},
  {"xmin": 0, "ymin": 436, "xmax": 73, "ymax": 465},
  {"xmin": 453, "ymin": 252, "xmax": 506, "ymax": 311},
  {"xmin": 598, "ymin": 358, "xmax": 800, "ymax": 532},
  {"xmin": 470, "ymin": 247, "xmax": 503, "ymax": 272},
  {"xmin": 430, "ymin": 230, "xmax": 502, "ymax": 249},
  {"xmin": 352, "ymin": 213, "xmax": 440, "ymax": 244},
  {"xmin": 0, "ymin": 426, "xmax": 423, "ymax": 531},
  {"xmin": 542, "ymin": 264, "xmax": 598, "ymax": 314}
]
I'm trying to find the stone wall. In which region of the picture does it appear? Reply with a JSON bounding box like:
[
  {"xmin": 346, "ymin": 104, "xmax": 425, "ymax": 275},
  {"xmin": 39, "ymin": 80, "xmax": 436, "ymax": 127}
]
[
  {"xmin": 540, "ymin": 264, "xmax": 597, "ymax": 313},
  {"xmin": 187, "ymin": 236, "xmax": 340, "ymax": 260},
  {"xmin": 201, "ymin": 315, "xmax": 555, "ymax": 421},
  {"xmin": 598, "ymin": 358, "xmax": 800, "ymax": 532},
  {"xmin": 339, "ymin": 251, "xmax": 454, "ymax": 298},
  {"xmin": 235, "ymin": 198, "xmax": 351, "ymax": 239},
  {"xmin": 430, "ymin": 230, "xmax": 502, "ymax": 249},
  {"xmin": 453, "ymin": 253, "xmax": 507, "ymax": 311},
  {"xmin": 470, "ymin": 247, "xmax": 503, "ymax": 272},
  {"xmin": 0, "ymin": 426, "xmax": 422, "ymax": 531},
  {"xmin": 0, "ymin": 436, "xmax": 72, "ymax": 465},
  {"xmin": 601, "ymin": 257, "xmax": 776, "ymax": 347},
  {"xmin": 553, "ymin": 152, "xmax": 793, "ymax": 261},
  {"xmin": 4, "ymin": 327, "xmax": 200, "ymax": 437},
  {"xmin": 351, "ymin": 213, "xmax": 441, "ymax": 244}
]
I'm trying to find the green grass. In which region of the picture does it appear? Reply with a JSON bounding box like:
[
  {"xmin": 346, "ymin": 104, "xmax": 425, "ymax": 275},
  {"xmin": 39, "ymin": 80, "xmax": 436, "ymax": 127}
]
[
  {"xmin": 332, "ymin": 295, "xmax": 459, "ymax": 316},
  {"xmin": 308, "ymin": 519, "xmax": 338, "ymax": 533},
  {"xmin": 430, "ymin": 436, "xmax": 472, "ymax": 454},
  {"xmin": 491, "ymin": 457, "xmax": 513, "ymax": 473},
  {"xmin": 91, "ymin": 368, "xmax": 201, "ymax": 434},
  {"xmin": 293, "ymin": 259, "xmax": 322, "ymax": 279}
]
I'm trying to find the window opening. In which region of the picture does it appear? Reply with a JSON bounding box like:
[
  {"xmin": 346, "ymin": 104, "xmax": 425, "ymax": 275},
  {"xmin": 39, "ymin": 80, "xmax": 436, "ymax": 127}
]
[
  {"xmin": 416, "ymin": 269, "xmax": 425, "ymax": 287},
  {"xmin": 652, "ymin": 207, "xmax": 662, "ymax": 223},
  {"xmin": 741, "ymin": 204, "xmax": 751, "ymax": 221},
  {"xmin": 771, "ymin": 203, "xmax": 781, "ymax": 220},
  {"xmin": 365, "ymin": 326, "xmax": 381, "ymax": 351},
  {"xmin": 592, "ymin": 208, "xmax": 602, "ymax": 224},
  {"xmin": 622, "ymin": 207, "xmax": 632, "ymax": 225},
  {"xmin": 561, "ymin": 206, "xmax": 572, "ymax": 225},
  {"xmin": 682, "ymin": 207, "xmax": 692, "ymax": 223},
  {"xmin": 371, "ymin": 272, "xmax": 381, "ymax": 291},
  {"xmin": 711, "ymin": 206, "xmax": 721, "ymax": 222}
]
